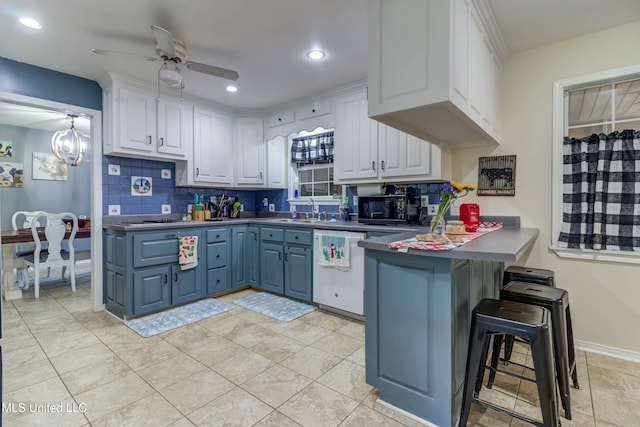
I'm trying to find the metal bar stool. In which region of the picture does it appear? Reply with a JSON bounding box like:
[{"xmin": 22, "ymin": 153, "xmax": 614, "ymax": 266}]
[
  {"xmin": 460, "ymin": 298, "xmax": 559, "ymax": 427},
  {"xmin": 501, "ymin": 266, "xmax": 555, "ymax": 361},
  {"xmin": 488, "ymin": 281, "xmax": 579, "ymax": 420}
]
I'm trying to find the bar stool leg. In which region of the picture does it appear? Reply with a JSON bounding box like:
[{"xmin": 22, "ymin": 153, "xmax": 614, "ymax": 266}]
[
  {"xmin": 486, "ymin": 334, "xmax": 504, "ymax": 389},
  {"xmin": 550, "ymin": 303, "xmax": 573, "ymax": 420},
  {"xmin": 460, "ymin": 322, "xmax": 487, "ymax": 427},
  {"xmin": 530, "ymin": 330, "xmax": 560, "ymax": 427},
  {"xmin": 566, "ymin": 306, "xmax": 580, "ymax": 389}
]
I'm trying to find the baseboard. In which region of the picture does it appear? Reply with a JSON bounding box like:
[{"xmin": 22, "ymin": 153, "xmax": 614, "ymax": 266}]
[
  {"xmin": 376, "ymin": 398, "xmax": 440, "ymax": 427},
  {"xmin": 575, "ymin": 339, "xmax": 640, "ymax": 363}
]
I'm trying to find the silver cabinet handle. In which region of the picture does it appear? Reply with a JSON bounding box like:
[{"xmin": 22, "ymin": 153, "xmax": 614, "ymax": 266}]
[
  {"xmin": 259, "ymin": 171, "xmax": 263, "ymax": 180},
  {"xmin": 196, "ymin": 167, "xmax": 200, "ymax": 176},
  {"xmin": 372, "ymin": 161, "xmax": 376, "ymax": 171},
  {"xmin": 381, "ymin": 160, "xmax": 385, "ymax": 171},
  {"xmin": 159, "ymin": 137, "xmax": 164, "ymax": 146},
  {"xmin": 148, "ymin": 136, "xmax": 152, "ymax": 145}
]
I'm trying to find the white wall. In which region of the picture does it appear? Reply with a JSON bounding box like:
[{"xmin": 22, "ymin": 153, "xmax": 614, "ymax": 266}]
[{"xmin": 452, "ymin": 21, "xmax": 640, "ymax": 355}]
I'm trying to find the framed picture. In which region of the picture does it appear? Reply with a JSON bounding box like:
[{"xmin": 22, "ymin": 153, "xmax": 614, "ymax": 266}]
[
  {"xmin": 131, "ymin": 176, "xmax": 153, "ymax": 196},
  {"xmin": 0, "ymin": 161, "xmax": 24, "ymax": 188},
  {"xmin": 32, "ymin": 152, "xmax": 68, "ymax": 181},
  {"xmin": 477, "ymin": 155, "xmax": 516, "ymax": 196},
  {"xmin": 0, "ymin": 140, "xmax": 13, "ymax": 157}
]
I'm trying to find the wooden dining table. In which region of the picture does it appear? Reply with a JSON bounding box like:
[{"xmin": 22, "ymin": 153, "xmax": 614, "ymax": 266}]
[{"xmin": 1, "ymin": 227, "xmax": 91, "ymax": 300}]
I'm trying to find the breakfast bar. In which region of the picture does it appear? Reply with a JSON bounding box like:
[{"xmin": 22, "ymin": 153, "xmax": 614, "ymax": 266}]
[{"xmin": 358, "ymin": 226, "xmax": 538, "ymax": 427}]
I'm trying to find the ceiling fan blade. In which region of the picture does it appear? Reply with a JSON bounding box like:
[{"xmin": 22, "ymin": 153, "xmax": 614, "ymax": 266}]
[
  {"xmin": 91, "ymin": 49, "xmax": 158, "ymax": 62},
  {"xmin": 185, "ymin": 62, "xmax": 239, "ymax": 81},
  {"xmin": 151, "ymin": 25, "xmax": 176, "ymax": 58}
]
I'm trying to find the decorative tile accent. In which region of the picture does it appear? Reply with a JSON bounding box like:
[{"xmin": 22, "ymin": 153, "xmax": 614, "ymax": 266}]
[
  {"xmin": 125, "ymin": 299, "xmax": 233, "ymax": 338},
  {"xmin": 233, "ymin": 292, "xmax": 316, "ymax": 322}
]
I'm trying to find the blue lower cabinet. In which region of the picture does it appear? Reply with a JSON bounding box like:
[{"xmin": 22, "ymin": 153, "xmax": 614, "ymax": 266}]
[
  {"xmin": 284, "ymin": 244, "xmax": 312, "ymax": 301},
  {"xmin": 231, "ymin": 226, "xmax": 258, "ymax": 289},
  {"xmin": 133, "ymin": 265, "xmax": 171, "ymax": 313},
  {"xmin": 260, "ymin": 242, "xmax": 285, "ymax": 293},
  {"xmin": 171, "ymin": 264, "xmax": 202, "ymax": 305},
  {"xmin": 207, "ymin": 266, "xmax": 229, "ymax": 294}
]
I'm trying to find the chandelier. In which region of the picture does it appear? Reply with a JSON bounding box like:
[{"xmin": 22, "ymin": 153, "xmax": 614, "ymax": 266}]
[{"xmin": 51, "ymin": 114, "xmax": 90, "ymax": 166}]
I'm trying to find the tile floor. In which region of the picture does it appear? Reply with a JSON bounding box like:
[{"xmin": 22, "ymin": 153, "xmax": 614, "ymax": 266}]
[{"xmin": 2, "ymin": 263, "xmax": 640, "ymax": 426}]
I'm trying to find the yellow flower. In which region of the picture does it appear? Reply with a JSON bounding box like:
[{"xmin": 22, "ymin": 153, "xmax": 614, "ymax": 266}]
[{"xmin": 452, "ymin": 181, "xmax": 477, "ymax": 193}]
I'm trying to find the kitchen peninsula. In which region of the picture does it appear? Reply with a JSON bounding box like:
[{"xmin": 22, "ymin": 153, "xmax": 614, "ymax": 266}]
[{"xmin": 358, "ymin": 225, "xmax": 538, "ymax": 427}]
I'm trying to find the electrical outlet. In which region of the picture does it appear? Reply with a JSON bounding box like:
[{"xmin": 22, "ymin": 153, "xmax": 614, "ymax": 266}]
[
  {"xmin": 420, "ymin": 196, "xmax": 429, "ymax": 207},
  {"xmin": 263, "ymin": 198, "xmax": 269, "ymax": 207},
  {"xmin": 353, "ymin": 195, "xmax": 359, "ymax": 205},
  {"xmin": 427, "ymin": 204, "xmax": 437, "ymax": 215},
  {"xmin": 268, "ymin": 204, "xmax": 275, "ymax": 212},
  {"xmin": 210, "ymin": 196, "xmax": 216, "ymax": 203},
  {"xmin": 108, "ymin": 205, "xmax": 120, "ymax": 215},
  {"xmin": 240, "ymin": 204, "xmax": 244, "ymax": 212},
  {"xmin": 161, "ymin": 204, "xmax": 171, "ymax": 214}
]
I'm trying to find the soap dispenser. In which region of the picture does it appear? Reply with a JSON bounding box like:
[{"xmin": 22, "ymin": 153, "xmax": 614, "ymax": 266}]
[{"xmin": 291, "ymin": 207, "xmax": 298, "ymax": 219}]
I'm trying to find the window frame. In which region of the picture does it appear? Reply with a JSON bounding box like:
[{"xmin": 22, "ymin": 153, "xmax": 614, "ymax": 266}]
[
  {"xmin": 551, "ymin": 64, "xmax": 640, "ymax": 264},
  {"xmin": 287, "ymin": 127, "xmax": 343, "ymax": 208}
]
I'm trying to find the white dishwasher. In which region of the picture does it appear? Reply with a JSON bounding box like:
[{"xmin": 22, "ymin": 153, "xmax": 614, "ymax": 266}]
[{"xmin": 313, "ymin": 230, "xmax": 366, "ymax": 317}]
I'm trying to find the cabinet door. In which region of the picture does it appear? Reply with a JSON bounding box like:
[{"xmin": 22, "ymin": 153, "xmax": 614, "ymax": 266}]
[
  {"xmin": 118, "ymin": 86, "xmax": 155, "ymax": 153},
  {"xmin": 266, "ymin": 136, "xmax": 287, "ymax": 188},
  {"xmin": 284, "ymin": 245, "xmax": 312, "ymax": 302},
  {"xmin": 157, "ymin": 98, "xmax": 189, "ymax": 157},
  {"xmin": 172, "ymin": 264, "xmax": 201, "ymax": 305},
  {"xmin": 260, "ymin": 242, "xmax": 284, "ymax": 294},
  {"xmin": 231, "ymin": 226, "xmax": 247, "ymax": 287},
  {"xmin": 133, "ymin": 265, "xmax": 171, "ymax": 314},
  {"xmin": 378, "ymin": 124, "xmax": 431, "ymax": 178},
  {"xmin": 247, "ymin": 226, "xmax": 260, "ymax": 287},
  {"xmin": 235, "ymin": 117, "xmax": 265, "ymax": 185},
  {"xmin": 133, "ymin": 232, "xmax": 179, "ymax": 268},
  {"xmin": 207, "ymin": 267, "xmax": 229, "ymax": 294},
  {"xmin": 104, "ymin": 233, "xmax": 127, "ymax": 317},
  {"xmin": 193, "ymin": 107, "xmax": 233, "ymax": 185},
  {"xmin": 335, "ymin": 90, "xmax": 379, "ymax": 181}
]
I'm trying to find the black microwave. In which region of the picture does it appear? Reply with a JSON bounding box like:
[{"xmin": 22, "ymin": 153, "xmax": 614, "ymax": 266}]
[{"xmin": 357, "ymin": 194, "xmax": 419, "ymax": 225}]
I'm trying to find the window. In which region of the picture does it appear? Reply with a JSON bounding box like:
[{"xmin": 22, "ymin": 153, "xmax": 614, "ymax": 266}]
[
  {"xmin": 552, "ymin": 65, "xmax": 640, "ymax": 263},
  {"xmin": 288, "ymin": 128, "xmax": 342, "ymax": 206}
]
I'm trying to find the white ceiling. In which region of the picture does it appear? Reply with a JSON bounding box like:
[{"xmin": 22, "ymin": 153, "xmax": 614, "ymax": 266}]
[{"xmin": 1, "ymin": 0, "xmax": 640, "ymax": 123}]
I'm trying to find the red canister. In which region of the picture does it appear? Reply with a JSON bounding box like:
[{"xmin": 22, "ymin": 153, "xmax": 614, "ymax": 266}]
[{"xmin": 459, "ymin": 203, "xmax": 480, "ymax": 232}]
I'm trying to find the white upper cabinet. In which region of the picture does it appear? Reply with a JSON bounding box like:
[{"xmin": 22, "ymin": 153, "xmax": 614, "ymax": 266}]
[
  {"xmin": 100, "ymin": 75, "xmax": 191, "ymax": 160},
  {"xmin": 335, "ymin": 88, "xmax": 449, "ymax": 184},
  {"xmin": 334, "ymin": 89, "xmax": 379, "ymax": 181},
  {"xmin": 234, "ymin": 117, "xmax": 265, "ymax": 186},
  {"xmin": 266, "ymin": 136, "xmax": 287, "ymax": 189},
  {"xmin": 192, "ymin": 107, "xmax": 233, "ymax": 185},
  {"xmin": 368, "ymin": 0, "xmax": 505, "ymax": 148}
]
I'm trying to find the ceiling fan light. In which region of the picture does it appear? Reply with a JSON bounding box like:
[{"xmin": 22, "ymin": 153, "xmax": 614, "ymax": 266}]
[
  {"xmin": 226, "ymin": 85, "xmax": 238, "ymax": 93},
  {"xmin": 159, "ymin": 67, "xmax": 183, "ymax": 88},
  {"xmin": 19, "ymin": 17, "xmax": 42, "ymax": 29}
]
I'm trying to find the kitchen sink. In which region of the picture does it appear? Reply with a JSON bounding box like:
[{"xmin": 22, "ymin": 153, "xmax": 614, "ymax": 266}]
[{"xmin": 266, "ymin": 218, "xmax": 325, "ymax": 224}]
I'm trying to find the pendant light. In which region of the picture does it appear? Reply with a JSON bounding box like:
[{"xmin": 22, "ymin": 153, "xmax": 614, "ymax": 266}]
[{"xmin": 51, "ymin": 114, "xmax": 90, "ymax": 166}]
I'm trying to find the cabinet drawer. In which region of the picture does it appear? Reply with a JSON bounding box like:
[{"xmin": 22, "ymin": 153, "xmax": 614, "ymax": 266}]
[
  {"xmin": 207, "ymin": 242, "xmax": 228, "ymax": 268},
  {"xmin": 207, "ymin": 267, "xmax": 229, "ymax": 294},
  {"xmin": 285, "ymin": 229, "xmax": 313, "ymax": 246},
  {"xmin": 260, "ymin": 227, "xmax": 284, "ymax": 242},
  {"xmin": 207, "ymin": 228, "xmax": 228, "ymax": 243},
  {"xmin": 298, "ymin": 99, "xmax": 331, "ymax": 121},
  {"xmin": 267, "ymin": 110, "xmax": 295, "ymax": 127},
  {"xmin": 133, "ymin": 232, "xmax": 179, "ymax": 268}
]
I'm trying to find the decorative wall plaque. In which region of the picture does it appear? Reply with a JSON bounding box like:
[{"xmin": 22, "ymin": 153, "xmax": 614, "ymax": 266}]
[{"xmin": 477, "ymin": 155, "xmax": 516, "ymax": 196}]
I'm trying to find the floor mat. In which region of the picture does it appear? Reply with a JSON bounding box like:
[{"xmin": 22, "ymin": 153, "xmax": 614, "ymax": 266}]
[
  {"xmin": 233, "ymin": 292, "xmax": 316, "ymax": 322},
  {"xmin": 125, "ymin": 298, "xmax": 233, "ymax": 337}
]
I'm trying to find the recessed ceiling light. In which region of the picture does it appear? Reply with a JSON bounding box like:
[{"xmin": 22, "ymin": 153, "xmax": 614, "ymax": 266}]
[
  {"xmin": 226, "ymin": 85, "xmax": 238, "ymax": 93},
  {"xmin": 306, "ymin": 50, "xmax": 326, "ymax": 61},
  {"xmin": 19, "ymin": 17, "xmax": 42, "ymax": 30}
]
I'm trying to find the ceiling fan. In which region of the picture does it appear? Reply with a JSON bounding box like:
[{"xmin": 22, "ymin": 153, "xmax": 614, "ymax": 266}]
[{"xmin": 92, "ymin": 25, "xmax": 239, "ymax": 89}]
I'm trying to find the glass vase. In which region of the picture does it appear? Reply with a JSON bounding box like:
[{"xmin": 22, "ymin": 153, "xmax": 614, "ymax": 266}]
[{"xmin": 430, "ymin": 217, "xmax": 445, "ymax": 236}]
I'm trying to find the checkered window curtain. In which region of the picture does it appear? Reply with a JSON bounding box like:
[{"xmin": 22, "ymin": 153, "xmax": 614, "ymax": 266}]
[
  {"xmin": 290, "ymin": 131, "xmax": 334, "ymax": 166},
  {"xmin": 558, "ymin": 130, "xmax": 640, "ymax": 251}
]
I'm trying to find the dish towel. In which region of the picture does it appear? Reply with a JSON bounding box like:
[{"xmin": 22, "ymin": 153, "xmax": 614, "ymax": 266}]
[
  {"xmin": 179, "ymin": 235, "xmax": 198, "ymax": 270},
  {"xmin": 318, "ymin": 234, "xmax": 350, "ymax": 270}
]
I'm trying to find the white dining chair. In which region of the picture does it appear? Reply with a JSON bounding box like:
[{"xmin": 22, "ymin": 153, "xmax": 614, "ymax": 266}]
[
  {"xmin": 11, "ymin": 210, "xmax": 50, "ymax": 289},
  {"xmin": 23, "ymin": 212, "xmax": 78, "ymax": 298}
]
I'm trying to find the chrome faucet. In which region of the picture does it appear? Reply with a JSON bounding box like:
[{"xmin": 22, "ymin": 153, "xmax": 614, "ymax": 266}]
[{"xmin": 308, "ymin": 198, "xmax": 316, "ymax": 219}]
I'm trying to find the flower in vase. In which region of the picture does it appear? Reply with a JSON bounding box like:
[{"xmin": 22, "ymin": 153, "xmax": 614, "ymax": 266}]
[{"xmin": 431, "ymin": 181, "xmax": 477, "ymax": 233}]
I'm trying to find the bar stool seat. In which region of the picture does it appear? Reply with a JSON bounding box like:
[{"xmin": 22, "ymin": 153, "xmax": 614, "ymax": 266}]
[
  {"xmin": 503, "ymin": 266, "xmax": 555, "ymax": 288},
  {"xmin": 489, "ymin": 281, "xmax": 579, "ymax": 420},
  {"xmin": 460, "ymin": 298, "xmax": 559, "ymax": 427}
]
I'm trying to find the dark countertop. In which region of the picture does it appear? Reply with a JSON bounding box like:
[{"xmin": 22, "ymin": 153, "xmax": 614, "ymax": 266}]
[
  {"xmin": 358, "ymin": 227, "xmax": 539, "ymax": 262},
  {"xmin": 102, "ymin": 217, "xmax": 419, "ymax": 234}
]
